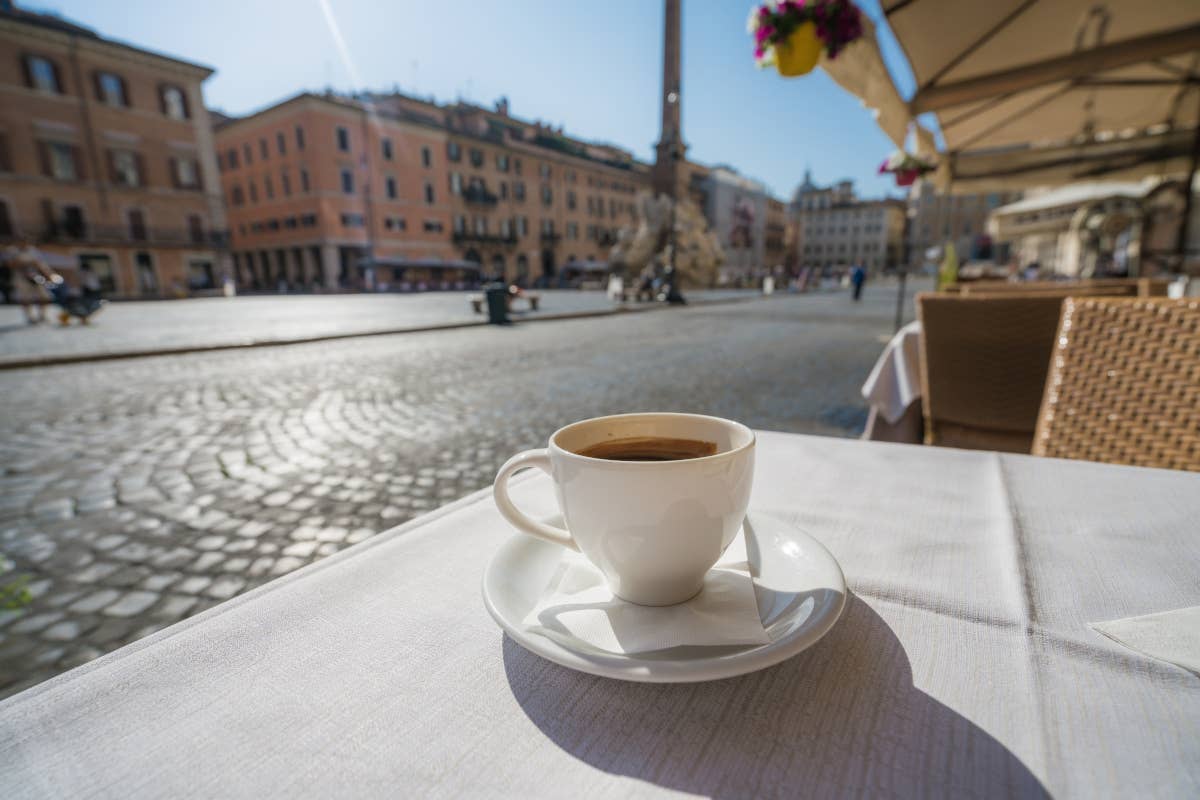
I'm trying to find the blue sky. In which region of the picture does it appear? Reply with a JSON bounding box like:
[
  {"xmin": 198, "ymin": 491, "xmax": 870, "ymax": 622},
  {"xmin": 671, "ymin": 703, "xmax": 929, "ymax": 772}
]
[{"xmin": 29, "ymin": 0, "xmax": 917, "ymax": 201}]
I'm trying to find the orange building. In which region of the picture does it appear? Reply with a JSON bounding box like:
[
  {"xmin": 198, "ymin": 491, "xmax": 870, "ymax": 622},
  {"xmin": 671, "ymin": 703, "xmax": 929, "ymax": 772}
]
[
  {"xmin": 216, "ymin": 92, "xmax": 648, "ymax": 290},
  {"xmin": 0, "ymin": 6, "xmax": 229, "ymax": 298}
]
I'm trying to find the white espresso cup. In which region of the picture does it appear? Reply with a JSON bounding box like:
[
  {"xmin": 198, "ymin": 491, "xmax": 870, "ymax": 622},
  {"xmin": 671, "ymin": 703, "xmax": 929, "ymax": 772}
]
[{"xmin": 493, "ymin": 412, "xmax": 755, "ymax": 606}]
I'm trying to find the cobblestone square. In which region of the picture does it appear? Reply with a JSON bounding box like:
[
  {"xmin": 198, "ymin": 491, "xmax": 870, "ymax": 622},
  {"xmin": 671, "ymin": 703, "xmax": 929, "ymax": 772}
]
[{"xmin": 0, "ymin": 287, "xmax": 913, "ymax": 697}]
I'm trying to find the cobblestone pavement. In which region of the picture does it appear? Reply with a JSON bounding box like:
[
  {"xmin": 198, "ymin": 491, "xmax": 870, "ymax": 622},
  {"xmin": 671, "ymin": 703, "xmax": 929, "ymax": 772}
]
[
  {"xmin": 0, "ymin": 285, "xmax": 916, "ymax": 697},
  {"xmin": 0, "ymin": 288, "xmax": 757, "ymax": 363}
]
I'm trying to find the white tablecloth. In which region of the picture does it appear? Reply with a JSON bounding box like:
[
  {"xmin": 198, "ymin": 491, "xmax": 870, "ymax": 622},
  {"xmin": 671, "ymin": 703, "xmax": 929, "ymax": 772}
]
[
  {"xmin": 2, "ymin": 434, "xmax": 1198, "ymax": 798},
  {"xmin": 861, "ymin": 320, "xmax": 922, "ymax": 425}
]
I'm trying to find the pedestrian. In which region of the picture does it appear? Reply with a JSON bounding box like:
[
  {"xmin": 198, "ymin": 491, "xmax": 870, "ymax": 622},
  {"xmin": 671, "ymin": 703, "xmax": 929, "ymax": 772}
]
[
  {"xmin": 850, "ymin": 264, "xmax": 866, "ymax": 302},
  {"xmin": 4, "ymin": 237, "xmax": 52, "ymax": 324}
]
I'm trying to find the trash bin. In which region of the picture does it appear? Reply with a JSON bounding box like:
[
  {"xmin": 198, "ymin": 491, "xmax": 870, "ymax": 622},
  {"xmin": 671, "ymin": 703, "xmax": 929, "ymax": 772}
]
[{"xmin": 484, "ymin": 282, "xmax": 509, "ymax": 325}]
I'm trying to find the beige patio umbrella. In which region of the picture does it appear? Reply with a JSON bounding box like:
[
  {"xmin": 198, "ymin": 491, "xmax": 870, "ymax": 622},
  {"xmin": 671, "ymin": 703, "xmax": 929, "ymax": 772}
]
[{"xmin": 820, "ymin": 1, "xmax": 1200, "ymax": 272}]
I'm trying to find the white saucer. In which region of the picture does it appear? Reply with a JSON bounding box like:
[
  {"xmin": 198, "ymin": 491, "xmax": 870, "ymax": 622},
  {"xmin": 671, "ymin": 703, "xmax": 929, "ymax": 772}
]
[{"xmin": 482, "ymin": 511, "xmax": 846, "ymax": 682}]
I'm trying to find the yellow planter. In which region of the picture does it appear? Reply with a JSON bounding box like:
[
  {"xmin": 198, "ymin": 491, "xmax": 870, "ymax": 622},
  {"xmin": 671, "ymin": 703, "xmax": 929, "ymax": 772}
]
[{"xmin": 774, "ymin": 23, "xmax": 821, "ymax": 77}]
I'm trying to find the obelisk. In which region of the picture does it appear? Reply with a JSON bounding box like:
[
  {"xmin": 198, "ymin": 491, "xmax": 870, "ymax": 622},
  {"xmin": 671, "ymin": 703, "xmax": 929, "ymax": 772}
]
[{"xmin": 651, "ymin": 0, "xmax": 686, "ymax": 200}]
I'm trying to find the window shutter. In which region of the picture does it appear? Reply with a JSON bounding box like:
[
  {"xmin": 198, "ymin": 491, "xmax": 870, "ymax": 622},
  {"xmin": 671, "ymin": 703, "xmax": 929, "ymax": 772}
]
[
  {"xmin": 191, "ymin": 159, "xmax": 202, "ymax": 191},
  {"xmin": 50, "ymin": 60, "xmax": 64, "ymax": 94},
  {"xmin": 37, "ymin": 141, "xmax": 51, "ymax": 176},
  {"xmin": 119, "ymin": 76, "xmax": 130, "ymax": 108},
  {"xmin": 72, "ymin": 146, "xmax": 86, "ymax": 180},
  {"xmin": 93, "ymin": 71, "xmax": 105, "ymax": 101},
  {"xmin": 134, "ymin": 152, "xmax": 146, "ymax": 187},
  {"xmin": 180, "ymin": 89, "xmax": 190, "ymax": 120},
  {"xmin": 169, "ymin": 157, "xmax": 180, "ymax": 189},
  {"xmin": 20, "ymin": 54, "xmax": 33, "ymax": 88},
  {"xmin": 0, "ymin": 132, "xmax": 11, "ymax": 172},
  {"xmin": 157, "ymin": 84, "xmax": 168, "ymax": 115},
  {"xmin": 106, "ymin": 149, "xmax": 118, "ymax": 183}
]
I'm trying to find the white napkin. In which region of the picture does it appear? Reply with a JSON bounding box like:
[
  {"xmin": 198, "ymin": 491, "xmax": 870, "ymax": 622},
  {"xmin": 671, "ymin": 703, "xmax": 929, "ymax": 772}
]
[
  {"xmin": 1090, "ymin": 606, "xmax": 1200, "ymax": 675},
  {"xmin": 521, "ymin": 529, "xmax": 770, "ymax": 655}
]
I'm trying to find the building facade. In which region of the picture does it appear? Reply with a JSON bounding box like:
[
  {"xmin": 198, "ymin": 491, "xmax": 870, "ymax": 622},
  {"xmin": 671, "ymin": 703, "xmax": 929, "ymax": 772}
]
[
  {"xmin": 0, "ymin": 6, "xmax": 229, "ymax": 299},
  {"xmin": 791, "ymin": 174, "xmax": 906, "ymax": 273},
  {"xmin": 216, "ymin": 92, "xmax": 646, "ymax": 290},
  {"xmin": 701, "ymin": 167, "xmax": 769, "ymax": 285},
  {"xmin": 906, "ymin": 181, "xmax": 1021, "ymax": 268}
]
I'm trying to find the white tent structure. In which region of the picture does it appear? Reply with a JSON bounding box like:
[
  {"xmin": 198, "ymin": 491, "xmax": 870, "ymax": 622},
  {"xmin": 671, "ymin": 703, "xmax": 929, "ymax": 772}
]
[{"xmin": 821, "ymin": 0, "xmax": 1200, "ymax": 270}]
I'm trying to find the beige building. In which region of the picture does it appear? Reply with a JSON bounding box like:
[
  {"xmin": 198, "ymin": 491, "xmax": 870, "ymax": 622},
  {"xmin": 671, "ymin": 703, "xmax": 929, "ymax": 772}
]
[
  {"xmin": 0, "ymin": 5, "xmax": 228, "ymax": 299},
  {"xmin": 216, "ymin": 91, "xmax": 646, "ymax": 290},
  {"xmin": 906, "ymin": 181, "xmax": 1021, "ymax": 268},
  {"xmin": 791, "ymin": 174, "xmax": 906, "ymax": 273}
]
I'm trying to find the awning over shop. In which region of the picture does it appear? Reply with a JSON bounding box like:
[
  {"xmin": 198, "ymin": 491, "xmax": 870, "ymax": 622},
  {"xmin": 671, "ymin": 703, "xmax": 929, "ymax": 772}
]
[{"xmin": 356, "ymin": 257, "xmax": 482, "ymax": 272}]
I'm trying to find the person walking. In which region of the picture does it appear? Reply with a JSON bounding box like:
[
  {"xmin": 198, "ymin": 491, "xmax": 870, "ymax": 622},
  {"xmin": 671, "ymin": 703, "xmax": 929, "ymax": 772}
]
[
  {"xmin": 850, "ymin": 263, "xmax": 866, "ymax": 302},
  {"xmin": 5, "ymin": 238, "xmax": 52, "ymax": 324}
]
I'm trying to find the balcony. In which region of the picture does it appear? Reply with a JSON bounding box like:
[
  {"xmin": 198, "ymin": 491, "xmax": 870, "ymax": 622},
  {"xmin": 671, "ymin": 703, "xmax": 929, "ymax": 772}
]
[
  {"xmin": 539, "ymin": 231, "xmax": 562, "ymax": 243},
  {"xmin": 452, "ymin": 231, "xmax": 517, "ymax": 246},
  {"xmin": 39, "ymin": 224, "xmax": 231, "ymax": 249},
  {"xmin": 462, "ymin": 186, "xmax": 498, "ymax": 207}
]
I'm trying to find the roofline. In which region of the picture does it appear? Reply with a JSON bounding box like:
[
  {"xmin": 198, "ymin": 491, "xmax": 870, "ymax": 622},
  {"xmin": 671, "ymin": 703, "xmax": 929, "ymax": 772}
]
[{"xmin": 0, "ymin": 11, "xmax": 215, "ymax": 78}]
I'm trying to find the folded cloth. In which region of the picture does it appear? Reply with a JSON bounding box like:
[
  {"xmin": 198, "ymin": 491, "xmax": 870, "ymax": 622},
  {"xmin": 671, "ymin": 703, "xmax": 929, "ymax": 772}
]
[
  {"xmin": 521, "ymin": 529, "xmax": 770, "ymax": 655},
  {"xmin": 1090, "ymin": 606, "xmax": 1200, "ymax": 675}
]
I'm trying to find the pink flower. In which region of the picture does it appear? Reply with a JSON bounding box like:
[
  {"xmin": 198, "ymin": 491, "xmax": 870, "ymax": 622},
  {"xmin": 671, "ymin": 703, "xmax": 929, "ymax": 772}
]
[{"xmin": 754, "ymin": 45, "xmax": 765, "ymax": 59}]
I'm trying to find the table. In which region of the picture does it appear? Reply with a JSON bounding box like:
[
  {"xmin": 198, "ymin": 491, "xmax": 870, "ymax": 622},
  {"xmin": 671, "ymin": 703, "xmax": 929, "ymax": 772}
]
[
  {"xmin": 861, "ymin": 320, "xmax": 923, "ymax": 444},
  {"xmin": 2, "ymin": 433, "xmax": 1198, "ymax": 798}
]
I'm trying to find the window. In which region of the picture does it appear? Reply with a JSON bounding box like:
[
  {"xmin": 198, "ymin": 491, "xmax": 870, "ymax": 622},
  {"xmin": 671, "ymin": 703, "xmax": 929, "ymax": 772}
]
[
  {"xmin": 541, "ymin": 185, "xmax": 552, "ymax": 206},
  {"xmin": 499, "ymin": 182, "xmax": 508, "ymax": 200},
  {"xmin": 423, "ymin": 220, "xmax": 444, "ymax": 233},
  {"xmin": 474, "ymin": 216, "xmax": 487, "ymax": 235},
  {"xmin": 386, "ymin": 176, "xmax": 397, "ymax": 199},
  {"xmin": 135, "ymin": 252, "xmax": 156, "ymax": 294},
  {"xmin": 231, "ymin": 185, "xmax": 244, "ymax": 206},
  {"xmin": 25, "ymin": 55, "xmax": 62, "ymax": 93},
  {"xmin": 281, "ymin": 169, "xmax": 291, "ymax": 196},
  {"xmin": 41, "ymin": 142, "xmax": 80, "ymax": 181},
  {"xmin": 187, "ymin": 258, "xmax": 215, "ymax": 290},
  {"xmin": 95, "ymin": 72, "xmax": 127, "ymax": 106},
  {"xmin": 567, "ymin": 222, "xmax": 578, "ymax": 239},
  {"xmin": 284, "ymin": 216, "xmax": 298, "ymax": 229},
  {"xmin": 453, "ymin": 215, "xmax": 466, "ymax": 234},
  {"xmin": 517, "ymin": 216, "xmax": 528, "ymax": 237},
  {"xmin": 499, "ymin": 218, "xmax": 511, "ymax": 238},
  {"xmin": 80, "ymin": 253, "xmax": 116, "ymax": 293},
  {"xmin": 187, "ymin": 214, "xmax": 205, "ymax": 244},
  {"xmin": 382, "ymin": 138, "xmax": 393, "ymax": 160},
  {"xmin": 384, "ymin": 217, "xmax": 406, "ymax": 231},
  {"xmin": 513, "ymin": 181, "xmax": 526, "ymax": 201},
  {"xmin": 160, "ymin": 85, "xmax": 189, "ymax": 120},
  {"xmin": 539, "ymin": 163, "xmax": 551, "ymax": 179},
  {"xmin": 172, "ymin": 157, "xmax": 200, "ymax": 189},
  {"xmin": 424, "ymin": 182, "xmax": 435, "ymax": 205},
  {"xmin": 226, "ymin": 148, "xmax": 238, "ymax": 169},
  {"xmin": 447, "ymin": 142, "xmax": 461, "ymax": 162},
  {"xmin": 295, "ymin": 125, "xmax": 305, "ymax": 151},
  {"xmin": 496, "ymin": 154, "xmax": 509, "ymax": 172},
  {"xmin": 541, "ymin": 218, "xmax": 554, "ymax": 235},
  {"xmin": 127, "ymin": 209, "xmax": 147, "ymax": 241},
  {"xmin": 513, "ymin": 157, "xmax": 522, "ymax": 175},
  {"xmin": 0, "ymin": 199, "xmax": 11, "ymax": 237},
  {"xmin": 300, "ymin": 168, "xmax": 310, "ymax": 193},
  {"xmin": 243, "ymin": 143, "xmax": 253, "ymax": 165},
  {"xmin": 567, "ymin": 191, "xmax": 576, "ymax": 211},
  {"xmin": 340, "ymin": 213, "xmax": 365, "ymax": 228},
  {"xmin": 109, "ymin": 150, "xmax": 142, "ymax": 187},
  {"xmin": 264, "ymin": 174, "xmax": 274, "ymax": 200},
  {"xmin": 449, "ymin": 172, "xmax": 462, "ymax": 195},
  {"xmin": 248, "ymin": 181, "xmax": 258, "ymax": 202},
  {"xmin": 259, "ymin": 138, "xmax": 269, "ymax": 159},
  {"xmin": 300, "ymin": 213, "xmax": 318, "ymax": 227},
  {"xmin": 60, "ymin": 205, "xmax": 87, "ymax": 238},
  {"xmin": 341, "ymin": 169, "xmax": 354, "ymax": 194},
  {"xmin": 276, "ymin": 132, "xmax": 286, "ymax": 156},
  {"xmin": 336, "ymin": 126, "xmax": 350, "ymax": 152},
  {"xmin": 421, "ymin": 146, "xmax": 432, "ymax": 168},
  {"xmin": 469, "ymin": 148, "xmax": 483, "ymax": 167}
]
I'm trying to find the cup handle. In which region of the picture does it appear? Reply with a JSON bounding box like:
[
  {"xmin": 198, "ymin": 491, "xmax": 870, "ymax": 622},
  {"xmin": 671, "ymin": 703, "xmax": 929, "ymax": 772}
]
[{"xmin": 493, "ymin": 449, "xmax": 578, "ymax": 551}]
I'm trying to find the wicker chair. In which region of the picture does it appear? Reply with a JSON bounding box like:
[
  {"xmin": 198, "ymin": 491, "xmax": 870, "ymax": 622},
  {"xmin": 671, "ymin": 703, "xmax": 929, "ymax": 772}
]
[
  {"xmin": 1033, "ymin": 298, "xmax": 1200, "ymax": 472},
  {"xmin": 956, "ymin": 278, "xmax": 1168, "ymax": 297},
  {"xmin": 917, "ymin": 293, "xmax": 1070, "ymax": 453}
]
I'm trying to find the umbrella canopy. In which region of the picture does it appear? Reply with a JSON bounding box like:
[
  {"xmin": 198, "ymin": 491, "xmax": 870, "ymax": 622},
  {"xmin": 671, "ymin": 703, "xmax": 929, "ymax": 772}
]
[{"xmin": 820, "ymin": 2, "xmax": 1200, "ymax": 190}]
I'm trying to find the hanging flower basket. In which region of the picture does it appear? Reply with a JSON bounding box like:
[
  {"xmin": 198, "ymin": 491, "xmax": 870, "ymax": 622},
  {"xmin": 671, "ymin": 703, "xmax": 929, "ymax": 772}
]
[
  {"xmin": 878, "ymin": 151, "xmax": 936, "ymax": 187},
  {"xmin": 749, "ymin": 0, "xmax": 864, "ymax": 76},
  {"xmin": 774, "ymin": 23, "xmax": 821, "ymax": 77}
]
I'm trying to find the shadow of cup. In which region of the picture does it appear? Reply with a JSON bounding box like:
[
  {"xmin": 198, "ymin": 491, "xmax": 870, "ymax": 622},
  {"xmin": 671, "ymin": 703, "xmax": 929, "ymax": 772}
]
[{"xmin": 503, "ymin": 593, "xmax": 1047, "ymax": 798}]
